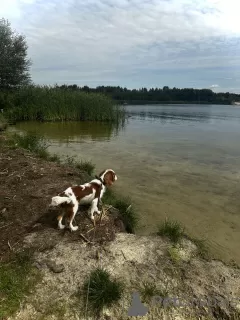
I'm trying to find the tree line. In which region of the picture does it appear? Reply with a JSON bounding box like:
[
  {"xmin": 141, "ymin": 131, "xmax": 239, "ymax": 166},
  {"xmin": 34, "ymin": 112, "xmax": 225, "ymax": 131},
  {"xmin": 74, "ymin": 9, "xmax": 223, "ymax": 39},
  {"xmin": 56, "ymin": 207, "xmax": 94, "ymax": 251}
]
[{"xmin": 56, "ymin": 85, "xmax": 240, "ymax": 105}]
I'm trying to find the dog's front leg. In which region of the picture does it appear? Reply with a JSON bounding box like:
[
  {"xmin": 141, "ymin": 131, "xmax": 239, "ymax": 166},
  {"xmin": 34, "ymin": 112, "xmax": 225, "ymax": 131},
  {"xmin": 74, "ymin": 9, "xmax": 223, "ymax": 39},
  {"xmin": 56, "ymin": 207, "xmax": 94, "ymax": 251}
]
[{"xmin": 89, "ymin": 198, "xmax": 101, "ymax": 221}]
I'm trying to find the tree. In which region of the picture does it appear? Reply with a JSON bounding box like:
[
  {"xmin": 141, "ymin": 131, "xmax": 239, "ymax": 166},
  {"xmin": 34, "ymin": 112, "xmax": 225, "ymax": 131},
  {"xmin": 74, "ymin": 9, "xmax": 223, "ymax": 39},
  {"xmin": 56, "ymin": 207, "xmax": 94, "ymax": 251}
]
[{"xmin": 0, "ymin": 18, "xmax": 32, "ymax": 89}]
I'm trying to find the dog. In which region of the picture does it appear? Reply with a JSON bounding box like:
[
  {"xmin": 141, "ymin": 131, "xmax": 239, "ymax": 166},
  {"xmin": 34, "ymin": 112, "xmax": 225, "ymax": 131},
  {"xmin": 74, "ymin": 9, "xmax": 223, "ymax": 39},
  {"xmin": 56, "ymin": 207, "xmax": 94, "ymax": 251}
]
[{"xmin": 49, "ymin": 169, "xmax": 117, "ymax": 231}]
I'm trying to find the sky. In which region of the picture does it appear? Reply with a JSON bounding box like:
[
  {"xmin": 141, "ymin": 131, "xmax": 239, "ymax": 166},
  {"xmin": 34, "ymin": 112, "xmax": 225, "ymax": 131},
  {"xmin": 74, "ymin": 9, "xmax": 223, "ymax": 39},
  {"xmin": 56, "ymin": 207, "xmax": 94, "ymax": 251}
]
[{"xmin": 1, "ymin": 0, "xmax": 240, "ymax": 93}]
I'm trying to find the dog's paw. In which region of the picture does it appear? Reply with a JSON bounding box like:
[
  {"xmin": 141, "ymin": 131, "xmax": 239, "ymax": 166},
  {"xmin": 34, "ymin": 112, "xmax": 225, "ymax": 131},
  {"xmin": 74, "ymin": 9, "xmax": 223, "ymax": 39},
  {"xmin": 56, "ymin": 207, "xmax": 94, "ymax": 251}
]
[
  {"xmin": 70, "ymin": 225, "xmax": 79, "ymax": 232},
  {"xmin": 58, "ymin": 223, "xmax": 65, "ymax": 230}
]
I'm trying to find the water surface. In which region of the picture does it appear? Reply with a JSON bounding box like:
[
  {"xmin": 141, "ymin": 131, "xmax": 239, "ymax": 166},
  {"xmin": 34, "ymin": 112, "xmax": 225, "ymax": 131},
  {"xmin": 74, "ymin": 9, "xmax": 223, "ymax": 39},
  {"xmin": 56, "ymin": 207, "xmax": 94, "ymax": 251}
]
[{"xmin": 14, "ymin": 104, "xmax": 240, "ymax": 264}]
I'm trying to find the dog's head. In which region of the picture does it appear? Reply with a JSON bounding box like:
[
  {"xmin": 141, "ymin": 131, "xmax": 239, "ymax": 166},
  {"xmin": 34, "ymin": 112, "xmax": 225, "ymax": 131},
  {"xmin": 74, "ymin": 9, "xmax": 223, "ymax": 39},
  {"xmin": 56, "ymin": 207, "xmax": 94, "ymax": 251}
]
[{"xmin": 99, "ymin": 169, "xmax": 117, "ymax": 187}]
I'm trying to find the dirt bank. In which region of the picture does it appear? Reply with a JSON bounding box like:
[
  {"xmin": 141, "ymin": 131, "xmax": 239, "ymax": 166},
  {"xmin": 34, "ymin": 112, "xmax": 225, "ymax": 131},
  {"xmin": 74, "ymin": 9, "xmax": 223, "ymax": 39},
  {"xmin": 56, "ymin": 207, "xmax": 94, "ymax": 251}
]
[
  {"xmin": 0, "ymin": 136, "xmax": 240, "ymax": 320},
  {"xmin": 8, "ymin": 233, "xmax": 240, "ymax": 320},
  {"xmin": 0, "ymin": 140, "xmax": 124, "ymax": 263}
]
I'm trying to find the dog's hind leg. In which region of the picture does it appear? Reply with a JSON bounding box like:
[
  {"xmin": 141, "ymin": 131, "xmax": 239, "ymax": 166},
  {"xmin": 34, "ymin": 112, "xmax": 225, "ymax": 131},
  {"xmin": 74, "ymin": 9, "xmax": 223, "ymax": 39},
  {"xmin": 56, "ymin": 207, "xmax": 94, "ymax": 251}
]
[
  {"xmin": 57, "ymin": 209, "xmax": 65, "ymax": 229},
  {"xmin": 69, "ymin": 203, "xmax": 79, "ymax": 232}
]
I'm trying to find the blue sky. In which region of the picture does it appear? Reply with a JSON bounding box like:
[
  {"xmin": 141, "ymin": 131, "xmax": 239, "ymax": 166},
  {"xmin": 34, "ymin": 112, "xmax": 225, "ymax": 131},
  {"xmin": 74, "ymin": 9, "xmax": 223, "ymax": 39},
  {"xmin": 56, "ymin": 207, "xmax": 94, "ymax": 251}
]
[{"xmin": 1, "ymin": 0, "xmax": 240, "ymax": 93}]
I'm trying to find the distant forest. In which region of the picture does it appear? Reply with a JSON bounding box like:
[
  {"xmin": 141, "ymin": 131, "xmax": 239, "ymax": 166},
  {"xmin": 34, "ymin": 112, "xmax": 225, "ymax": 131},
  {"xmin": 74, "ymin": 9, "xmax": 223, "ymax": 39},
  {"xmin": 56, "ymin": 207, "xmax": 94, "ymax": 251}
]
[{"xmin": 56, "ymin": 85, "xmax": 240, "ymax": 105}]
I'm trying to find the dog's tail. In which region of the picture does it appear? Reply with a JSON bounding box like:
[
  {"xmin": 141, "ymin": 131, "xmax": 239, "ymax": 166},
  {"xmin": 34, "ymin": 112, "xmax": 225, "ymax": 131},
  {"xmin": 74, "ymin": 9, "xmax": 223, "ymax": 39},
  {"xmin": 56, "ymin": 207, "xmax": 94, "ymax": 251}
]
[{"xmin": 49, "ymin": 196, "xmax": 72, "ymax": 207}]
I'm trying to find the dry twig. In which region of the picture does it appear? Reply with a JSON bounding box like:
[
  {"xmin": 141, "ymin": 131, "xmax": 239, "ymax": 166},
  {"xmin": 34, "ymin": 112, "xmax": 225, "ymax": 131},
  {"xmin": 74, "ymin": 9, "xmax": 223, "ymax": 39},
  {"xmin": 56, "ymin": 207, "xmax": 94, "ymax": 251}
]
[
  {"xmin": 79, "ymin": 233, "xmax": 93, "ymax": 244},
  {"xmin": 8, "ymin": 240, "xmax": 13, "ymax": 251}
]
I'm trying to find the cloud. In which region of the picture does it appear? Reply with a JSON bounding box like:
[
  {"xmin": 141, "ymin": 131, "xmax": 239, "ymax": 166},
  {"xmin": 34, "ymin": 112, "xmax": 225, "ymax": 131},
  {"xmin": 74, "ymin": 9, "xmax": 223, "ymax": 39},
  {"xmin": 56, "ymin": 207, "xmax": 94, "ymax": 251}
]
[
  {"xmin": 1, "ymin": 0, "xmax": 240, "ymax": 91},
  {"xmin": 210, "ymin": 84, "xmax": 219, "ymax": 88}
]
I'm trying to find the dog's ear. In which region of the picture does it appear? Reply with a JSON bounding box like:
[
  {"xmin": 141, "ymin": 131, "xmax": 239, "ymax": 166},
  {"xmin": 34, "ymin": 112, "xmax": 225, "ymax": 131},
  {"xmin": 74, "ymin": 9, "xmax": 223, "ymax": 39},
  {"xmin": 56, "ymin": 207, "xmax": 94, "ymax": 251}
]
[{"xmin": 103, "ymin": 170, "xmax": 116, "ymax": 186}]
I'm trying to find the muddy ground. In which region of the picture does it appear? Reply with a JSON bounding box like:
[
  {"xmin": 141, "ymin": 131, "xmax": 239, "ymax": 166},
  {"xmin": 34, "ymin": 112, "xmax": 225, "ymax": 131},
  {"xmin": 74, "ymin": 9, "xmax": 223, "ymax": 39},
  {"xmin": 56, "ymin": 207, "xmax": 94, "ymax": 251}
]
[{"xmin": 1, "ymin": 136, "xmax": 240, "ymax": 320}]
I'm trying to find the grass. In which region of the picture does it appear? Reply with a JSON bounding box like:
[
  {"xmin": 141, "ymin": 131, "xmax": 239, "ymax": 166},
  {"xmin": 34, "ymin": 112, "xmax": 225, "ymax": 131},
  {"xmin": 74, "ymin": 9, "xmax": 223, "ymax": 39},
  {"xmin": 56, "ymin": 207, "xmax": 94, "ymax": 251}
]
[
  {"xmin": 64, "ymin": 155, "xmax": 95, "ymax": 176},
  {"xmin": 0, "ymin": 249, "xmax": 40, "ymax": 318},
  {"xmin": 7, "ymin": 132, "xmax": 95, "ymax": 175},
  {"xmin": 10, "ymin": 131, "xmax": 49, "ymax": 154},
  {"xmin": 102, "ymin": 188, "xmax": 139, "ymax": 233},
  {"xmin": 186, "ymin": 237, "xmax": 210, "ymax": 260},
  {"xmin": 4, "ymin": 85, "xmax": 125, "ymax": 124},
  {"xmin": 75, "ymin": 161, "xmax": 95, "ymax": 176},
  {"xmin": 158, "ymin": 218, "xmax": 210, "ymax": 260},
  {"xmin": 37, "ymin": 300, "xmax": 67, "ymax": 320},
  {"xmin": 157, "ymin": 218, "xmax": 185, "ymax": 244},
  {"xmin": 137, "ymin": 280, "xmax": 169, "ymax": 305},
  {"xmin": 0, "ymin": 113, "xmax": 8, "ymax": 131},
  {"xmin": 167, "ymin": 246, "xmax": 182, "ymax": 265},
  {"xmin": 82, "ymin": 267, "xmax": 124, "ymax": 315}
]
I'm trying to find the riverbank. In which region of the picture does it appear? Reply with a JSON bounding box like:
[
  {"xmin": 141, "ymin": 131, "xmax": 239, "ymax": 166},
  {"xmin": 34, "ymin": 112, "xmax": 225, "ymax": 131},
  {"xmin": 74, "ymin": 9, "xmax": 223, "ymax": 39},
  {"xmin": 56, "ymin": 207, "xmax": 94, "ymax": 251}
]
[{"xmin": 0, "ymin": 132, "xmax": 240, "ymax": 319}]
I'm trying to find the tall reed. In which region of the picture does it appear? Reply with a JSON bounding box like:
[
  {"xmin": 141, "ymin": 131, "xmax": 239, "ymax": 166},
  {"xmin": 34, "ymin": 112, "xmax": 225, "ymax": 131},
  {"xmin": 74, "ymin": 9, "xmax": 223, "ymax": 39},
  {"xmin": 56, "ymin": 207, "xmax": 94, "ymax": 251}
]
[{"xmin": 4, "ymin": 85, "xmax": 125, "ymax": 123}]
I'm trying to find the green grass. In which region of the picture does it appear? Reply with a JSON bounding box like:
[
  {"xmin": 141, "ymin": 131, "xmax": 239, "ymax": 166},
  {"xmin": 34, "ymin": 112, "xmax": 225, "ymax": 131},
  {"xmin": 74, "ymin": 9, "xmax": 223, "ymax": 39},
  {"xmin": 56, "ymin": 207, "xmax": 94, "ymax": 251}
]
[
  {"xmin": 7, "ymin": 132, "xmax": 95, "ymax": 176},
  {"xmin": 4, "ymin": 85, "xmax": 125, "ymax": 124},
  {"xmin": 75, "ymin": 161, "xmax": 95, "ymax": 176},
  {"xmin": 10, "ymin": 131, "xmax": 49, "ymax": 154},
  {"xmin": 82, "ymin": 267, "xmax": 124, "ymax": 315},
  {"xmin": 0, "ymin": 249, "xmax": 40, "ymax": 318},
  {"xmin": 157, "ymin": 218, "xmax": 185, "ymax": 244},
  {"xmin": 0, "ymin": 113, "xmax": 8, "ymax": 131},
  {"xmin": 158, "ymin": 218, "xmax": 210, "ymax": 260},
  {"xmin": 137, "ymin": 280, "xmax": 169, "ymax": 304},
  {"xmin": 47, "ymin": 153, "xmax": 61, "ymax": 163},
  {"xmin": 102, "ymin": 188, "xmax": 139, "ymax": 233},
  {"xmin": 64, "ymin": 155, "xmax": 95, "ymax": 176},
  {"xmin": 186, "ymin": 237, "xmax": 210, "ymax": 260},
  {"xmin": 167, "ymin": 246, "xmax": 182, "ymax": 265}
]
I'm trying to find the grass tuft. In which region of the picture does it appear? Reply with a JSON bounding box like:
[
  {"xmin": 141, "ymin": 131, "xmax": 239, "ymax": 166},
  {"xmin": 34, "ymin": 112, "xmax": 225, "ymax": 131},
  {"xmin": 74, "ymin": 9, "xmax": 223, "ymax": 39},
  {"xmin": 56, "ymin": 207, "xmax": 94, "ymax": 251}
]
[
  {"xmin": 75, "ymin": 160, "xmax": 95, "ymax": 176},
  {"xmin": 47, "ymin": 153, "xmax": 61, "ymax": 163},
  {"xmin": 157, "ymin": 218, "xmax": 185, "ymax": 244},
  {"xmin": 137, "ymin": 280, "xmax": 169, "ymax": 304},
  {"xmin": 0, "ymin": 113, "xmax": 8, "ymax": 131},
  {"xmin": 102, "ymin": 188, "xmax": 139, "ymax": 233},
  {"xmin": 0, "ymin": 249, "xmax": 40, "ymax": 318},
  {"xmin": 158, "ymin": 218, "xmax": 210, "ymax": 260},
  {"xmin": 64, "ymin": 155, "xmax": 95, "ymax": 176},
  {"xmin": 82, "ymin": 267, "xmax": 124, "ymax": 315},
  {"xmin": 167, "ymin": 246, "xmax": 182, "ymax": 265},
  {"xmin": 187, "ymin": 237, "xmax": 210, "ymax": 260}
]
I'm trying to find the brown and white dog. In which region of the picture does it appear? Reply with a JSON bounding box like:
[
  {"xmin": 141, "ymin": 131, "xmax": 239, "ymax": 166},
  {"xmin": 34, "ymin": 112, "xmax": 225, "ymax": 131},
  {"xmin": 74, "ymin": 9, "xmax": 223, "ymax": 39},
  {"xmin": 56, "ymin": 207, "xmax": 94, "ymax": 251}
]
[{"xmin": 49, "ymin": 169, "xmax": 117, "ymax": 231}]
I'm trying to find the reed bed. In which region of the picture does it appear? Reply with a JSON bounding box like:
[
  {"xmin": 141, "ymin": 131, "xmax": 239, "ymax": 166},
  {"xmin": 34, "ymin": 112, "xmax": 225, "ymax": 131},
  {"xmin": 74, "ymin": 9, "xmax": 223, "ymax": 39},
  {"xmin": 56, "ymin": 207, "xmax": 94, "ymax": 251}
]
[{"xmin": 4, "ymin": 86, "xmax": 125, "ymax": 123}]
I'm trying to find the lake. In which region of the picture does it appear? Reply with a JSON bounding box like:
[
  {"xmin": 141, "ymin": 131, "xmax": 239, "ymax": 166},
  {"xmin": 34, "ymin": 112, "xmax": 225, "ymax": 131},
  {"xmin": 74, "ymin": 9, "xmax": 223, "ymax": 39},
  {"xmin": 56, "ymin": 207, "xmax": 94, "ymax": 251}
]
[{"xmin": 13, "ymin": 104, "xmax": 240, "ymax": 264}]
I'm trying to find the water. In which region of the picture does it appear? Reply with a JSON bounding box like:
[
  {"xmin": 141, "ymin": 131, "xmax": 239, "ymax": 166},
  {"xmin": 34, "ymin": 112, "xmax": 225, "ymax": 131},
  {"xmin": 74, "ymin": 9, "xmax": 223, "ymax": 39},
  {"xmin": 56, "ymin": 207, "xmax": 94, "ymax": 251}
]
[{"xmin": 13, "ymin": 104, "xmax": 240, "ymax": 264}]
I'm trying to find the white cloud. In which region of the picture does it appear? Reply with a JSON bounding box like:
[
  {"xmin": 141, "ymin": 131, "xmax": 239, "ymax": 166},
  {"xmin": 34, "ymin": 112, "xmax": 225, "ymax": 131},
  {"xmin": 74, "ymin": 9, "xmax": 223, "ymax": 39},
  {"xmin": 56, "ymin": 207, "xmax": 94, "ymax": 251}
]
[
  {"xmin": 1, "ymin": 0, "xmax": 240, "ymax": 91},
  {"xmin": 210, "ymin": 84, "xmax": 219, "ymax": 88}
]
